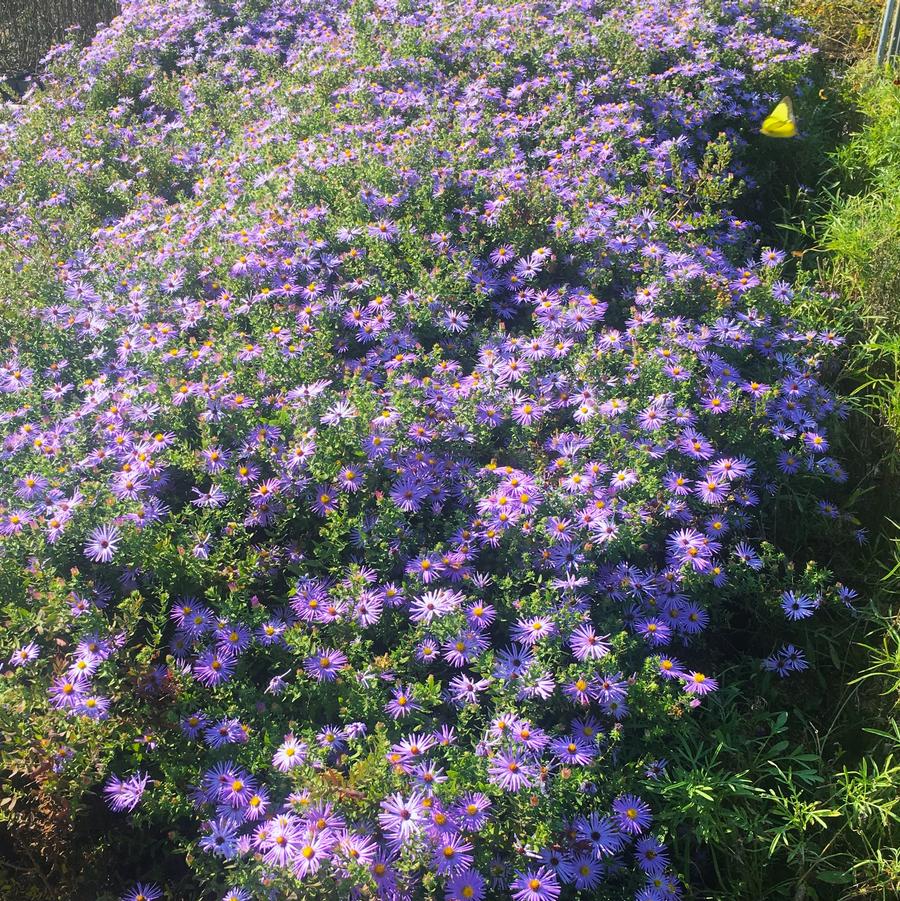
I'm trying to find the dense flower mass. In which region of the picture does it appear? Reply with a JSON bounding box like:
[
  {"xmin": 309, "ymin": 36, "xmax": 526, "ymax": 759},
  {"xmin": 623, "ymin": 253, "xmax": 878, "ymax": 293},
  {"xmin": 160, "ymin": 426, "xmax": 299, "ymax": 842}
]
[{"xmin": 0, "ymin": 0, "xmax": 857, "ymax": 897}]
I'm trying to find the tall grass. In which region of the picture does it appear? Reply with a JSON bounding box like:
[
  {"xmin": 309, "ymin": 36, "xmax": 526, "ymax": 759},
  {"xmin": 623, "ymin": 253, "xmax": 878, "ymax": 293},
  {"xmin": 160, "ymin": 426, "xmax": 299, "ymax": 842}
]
[
  {"xmin": 823, "ymin": 67, "xmax": 900, "ymax": 320},
  {"xmin": 789, "ymin": 0, "xmax": 880, "ymax": 59}
]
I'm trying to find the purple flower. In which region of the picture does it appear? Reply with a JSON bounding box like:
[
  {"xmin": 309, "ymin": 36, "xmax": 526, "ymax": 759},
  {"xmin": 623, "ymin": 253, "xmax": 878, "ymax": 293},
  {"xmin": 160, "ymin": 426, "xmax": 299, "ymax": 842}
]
[
  {"xmin": 292, "ymin": 829, "xmax": 331, "ymax": 878},
  {"xmin": 569, "ymin": 624, "xmax": 611, "ymax": 661},
  {"xmin": 121, "ymin": 884, "xmax": 162, "ymax": 901},
  {"xmin": 576, "ymin": 813, "xmax": 624, "ymax": 856},
  {"xmin": 512, "ymin": 616, "xmax": 556, "ymax": 645},
  {"xmin": 488, "ymin": 749, "xmax": 535, "ymax": 792},
  {"xmin": 193, "ymin": 649, "xmax": 237, "ymax": 687},
  {"xmin": 9, "ymin": 641, "xmax": 39, "ymax": 667},
  {"xmin": 553, "ymin": 734, "xmax": 597, "ymax": 766},
  {"xmin": 84, "ymin": 524, "xmax": 121, "ymax": 563},
  {"xmin": 378, "ymin": 791, "xmax": 426, "ymax": 845},
  {"xmin": 445, "ymin": 869, "xmax": 487, "ymax": 901},
  {"xmin": 448, "ymin": 674, "xmax": 490, "ymax": 705},
  {"xmin": 511, "ymin": 866, "xmax": 561, "ymax": 901},
  {"xmin": 205, "ymin": 718, "xmax": 247, "ymax": 748},
  {"xmin": 78, "ymin": 695, "xmax": 110, "ymax": 719},
  {"xmin": 763, "ymin": 644, "xmax": 810, "ymax": 677},
  {"xmin": 264, "ymin": 814, "xmax": 303, "ymax": 867},
  {"xmin": 612, "ymin": 794, "xmax": 653, "ymax": 835},
  {"xmin": 181, "ymin": 711, "xmax": 208, "ymax": 739},
  {"xmin": 222, "ymin": 890, "xmax": 252, "ymax": 901},
  {"xmin": 432, "ymin": 832, "xmax": 474, "ymax": 874},
  {"xmin": 49, "ymin": 674, "xmax": 89, "ymax": 710},
  {"xmin": 304, "ymin": 648, "xmax": 349, "ymax": 682},
  {"xmin": 635, "ymin": 836, "xmax": 670, "ymax": 875},
  {"xmin": 0, "ymin": 2, "xmax": 847, "ymax": 894},
  {"xmin": 104, "ymin": 771, "xmax": 149, "ymax": 812},
  {"xmin": 273, "ymin": 734, "xmax": 307, "ymax": 771},
  {"xmin": 682, "ymin": 671, "xmax": 719, "ymax": 696},
  {"xmin": 199, "ymin": 817, "xmax": 240, "ymax": 858},
  {"xmin": 781, "ymin": 590, "xmax": 817, "ymax": 620},
  {"xmin": 453, "ymin": 793, "xmax": 491, "ymax": 831},
  {"xmin": 570, "ymin": 853, "xmax": 603, "ymax": 890},
  {"xmin": 385, "ymin": 684, "xmax": 421, "ymax": 718}
]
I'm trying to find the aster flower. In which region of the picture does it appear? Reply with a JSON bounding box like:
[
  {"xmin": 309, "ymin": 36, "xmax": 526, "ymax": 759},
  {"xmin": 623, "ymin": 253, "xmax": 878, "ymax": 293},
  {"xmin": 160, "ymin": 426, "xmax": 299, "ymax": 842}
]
[
  {"xmin": 121, "ymin": 884, "xmax": 162, "ymax": 901},
  {"xmin": 222, "ymin": 890, "xmax": 252, "ymax": 901},
  {"xmin": 292, "ymin": 829, "xmax": 331, "ymax": 878},
  {"xmin": 636, "ymin": 836, "xmax": 670, "ymax": 875},
  {"xmin": 416, "ymin": 637, "xmax": 441, "ymax": 663},
  {"xmin": 311, "ymin": 484, "xmax": 339, "ymax": 515},
  {"xmin": 488, "ymin": 749, "xmax": 535, "ymax": 792},
  {"xmin": 0, "ymin": 2, "xmax": 850, "ymax": 895},
  {"xmin": 49, "ymin": 673, "xmax": 89, "ymax": 710},
  {"xmin": 385, "ymin": 684, "xmax": 421, "ymax": 718},
  {"xmin": 446, "ymin": 869, "xmax": 487, "ymax": 901},
  {"xmin": 551, "ymin": 735, "xmax": 596, "ymax": 766},
  {"xmin": 180, "ymin": 711, "xmax": 208, "ymax": 740},
  {"xmin": 216, "ymin": 623, "xmax": 251, "ymax": 656},
  {"xmin": 334, "ymin": 831, "xmax": 378, "ymax": 873},
  {"xmin": 193, "ymin": 649, "xmax": 237, "ymax": 687},
  {"xmin": 576, "ymin": 813, "xmax": 624, "ymax": 856},
  {"xmin": 206, "ymin": 718, "xmax": 248, "ymax": 749},
  {"xmin": 657, "ymin": 656, "xmax": 686, "ymax": 680},
  {"xmin": 265, "ymin": 814, "xmax": 303, "ymax": 867},
  {"xmin": 511, "ymin": 866, "xmax": 561, "ymax": 901},
  {"xmin": 679, "ymin": 670, "xmax": 719, "ymax": 696},
  {"xmin": 317, "ymin": 725, "xmax": 348, "ymax": 754},
  {"xmin": 612, "ymin": 794, "xmax": 653, "ymax": 835},
  {"xmin": 200, "ymin": 817, "xmax": 240, "ymax": 858},
  {"xmin": 304, "ymin": 648, "xmax": 349, "ymax": 681},
  {"xmin": 466, "ymin": 602, "xmax": 496, "ymax": 629},
  {"xmin": 563, "ymin": 675, "xmax": 596, "ymax": 706},
  {"xmin": 84, "ymin": 524, "xmax": 121, "ymax": 563},
  {"xmin": 512, "ymin": 616, "xmax": 557, "ymax": 646},
  {"xmin": 78, "ymin": 694, "xmax": 111, "ymax": 720},
  {"xmin": 570, "ymin": 853, "xmax": 603, "ymax": 890},
  {"xmin": 453, "ymin": 792, "xmax": 491, "ymax": 831},
  {"xmin": 432, "ymin": 832, "xmax": 474, "ymax": 874},
  {"xmin": 273, "ymin": 734, "xmax": 308, "ymax": 771},
  {"xmin": 378, "ymin": 791, "xmax": 426, "ymax": 845},
  {"xmin": 781, "ymin": 590, "xmax": 817, "ymax": 620},
  {"xmin": 568, "ymin": 624, "xmax": 610, "ymax": 661},
  {"xmin": 448, "ymin": 674, "xmax": 491, "ymax": 706},
  {"xmin": 571, "ymin": 714, "xmax": 604, "ymax": 744},
  {"xmin": 410, "ymin": 588, "xmax": 463, "ymax": 624},
  {"xmin": 9, "ymin": 641, "xmax": 39, "ymax": 667},
  {"xmin": 104, "ymin": 771, "xmax": 150, "ymax": 812}
]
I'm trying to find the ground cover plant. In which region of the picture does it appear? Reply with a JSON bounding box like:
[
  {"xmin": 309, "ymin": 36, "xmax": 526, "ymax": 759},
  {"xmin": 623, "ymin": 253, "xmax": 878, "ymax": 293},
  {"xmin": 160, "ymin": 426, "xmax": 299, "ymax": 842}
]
[{"xmin": 0, "ymin": 0, "xmax": 872, "ymax": 898}]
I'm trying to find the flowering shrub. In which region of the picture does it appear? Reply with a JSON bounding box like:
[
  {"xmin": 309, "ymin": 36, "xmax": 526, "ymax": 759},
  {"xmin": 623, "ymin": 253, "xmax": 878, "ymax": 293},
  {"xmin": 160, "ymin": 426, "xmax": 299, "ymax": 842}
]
[{"xmin": 0, "ymin": 0, "xmax": 860, "ymax": 898}]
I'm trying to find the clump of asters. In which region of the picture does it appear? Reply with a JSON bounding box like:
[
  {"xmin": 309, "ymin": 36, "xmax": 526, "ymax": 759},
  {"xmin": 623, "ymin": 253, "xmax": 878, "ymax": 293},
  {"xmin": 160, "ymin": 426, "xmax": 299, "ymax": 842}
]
[{"xmin": 0, "ymin": 0, "xmax": 855, "ymax": 897}]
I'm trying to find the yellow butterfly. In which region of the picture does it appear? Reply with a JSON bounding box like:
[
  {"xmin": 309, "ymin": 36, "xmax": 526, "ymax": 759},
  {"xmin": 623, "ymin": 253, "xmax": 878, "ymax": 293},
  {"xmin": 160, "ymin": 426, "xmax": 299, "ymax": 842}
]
[{"xmin": 760, "ymin": 96, "xmax": 798, "ymax": 138}]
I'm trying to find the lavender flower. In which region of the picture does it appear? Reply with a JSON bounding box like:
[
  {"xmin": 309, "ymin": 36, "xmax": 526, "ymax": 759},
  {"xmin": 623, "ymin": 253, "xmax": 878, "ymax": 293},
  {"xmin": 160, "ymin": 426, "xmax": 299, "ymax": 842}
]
[{"xmin": 104, "ymin": 772, "xmax": 150, "ymax": 812}]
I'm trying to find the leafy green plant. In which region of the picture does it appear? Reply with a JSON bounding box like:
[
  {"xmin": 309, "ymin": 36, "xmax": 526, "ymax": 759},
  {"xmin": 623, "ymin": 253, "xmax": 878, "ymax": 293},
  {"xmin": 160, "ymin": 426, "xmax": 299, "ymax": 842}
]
[{"xmin": 657, "ymin": 606, "xmax": 900, "ymax": 900}]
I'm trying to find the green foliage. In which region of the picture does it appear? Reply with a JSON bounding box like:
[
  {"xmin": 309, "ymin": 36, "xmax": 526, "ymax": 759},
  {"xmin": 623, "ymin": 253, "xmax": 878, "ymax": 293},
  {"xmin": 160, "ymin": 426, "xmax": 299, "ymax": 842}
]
[{"xmin": 656, "ymin": 610, "xmax": 900, "ymax": 899}]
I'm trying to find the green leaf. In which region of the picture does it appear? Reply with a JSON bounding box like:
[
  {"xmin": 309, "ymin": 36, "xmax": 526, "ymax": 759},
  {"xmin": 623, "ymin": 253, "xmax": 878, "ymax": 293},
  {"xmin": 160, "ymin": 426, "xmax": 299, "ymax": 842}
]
[{"xmin": 816, "ymin": 870, "xmax": 853, "ymax": 884}]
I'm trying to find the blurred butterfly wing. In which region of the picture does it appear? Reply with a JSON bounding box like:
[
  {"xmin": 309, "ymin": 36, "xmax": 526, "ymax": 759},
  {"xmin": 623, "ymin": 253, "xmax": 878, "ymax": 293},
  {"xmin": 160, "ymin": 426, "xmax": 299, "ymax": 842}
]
[{"xmin": 761, "ymin": 97, "xmax": 797, "ymax": 138}]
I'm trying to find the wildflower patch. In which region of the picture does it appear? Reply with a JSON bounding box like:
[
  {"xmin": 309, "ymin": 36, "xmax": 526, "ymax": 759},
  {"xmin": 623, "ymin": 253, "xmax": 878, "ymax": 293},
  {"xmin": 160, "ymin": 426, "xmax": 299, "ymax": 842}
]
[{"xmin": 0, "ymin": 0, "xmax": 856, "ymax": 898}]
